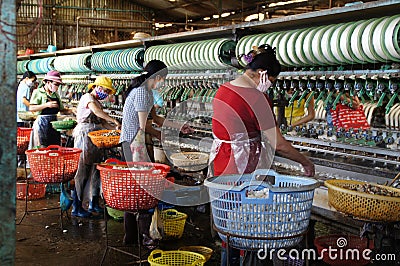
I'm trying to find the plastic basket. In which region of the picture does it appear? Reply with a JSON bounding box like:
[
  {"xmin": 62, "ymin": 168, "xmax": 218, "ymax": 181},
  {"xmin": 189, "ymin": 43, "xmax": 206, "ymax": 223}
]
[
  {"xmin": 88, "ymin": 129, "xmax": 121, "ymax": 148},
  {"xmin": 16, "ymin": 181, "xmax": 46, "ymax": 200},
  {"xmin": 325, "ymin": 179, "xmax": 400, "ymax": 222},
  {"xmin": 17, "ymin": 127, "xmax": 32, "ymax": 155},
  {"xmin": 204, "ymin": 169, "xmax": 319, "ymax": 250},
  {"xmin": 314, "ymin": 234, "xmax": 373, "ymax": 266},
  {"xmin": 51, "ymin": 119, "xmax": 77, "ymax": 130},
  {"xmin": 160, "ymin": 209, "xmax": 188, "ymax": 239},
  {"xmin": 170, "ymin": 152, "xmax": 209, "ymax": 168},
  {"xmin": 97, "ymin": 159, "xmax": 170, "ymax": 211},
  {"xmin": 178, "ymin": 246, "xmax": 213, "ymax": 262},
  {"xmin": 26, "ymin": 145, "xmax": 82, "ymax": 183},
  {"xmin": 18, "ymin": 111, "xmax": 37, "ymax": 121},
  {"xmin": 106, "ymin": 206, "xmax": 124, "ymax": 220},
  {"xmin": 148, "ymin": 249, "xmax": 206, "ymax": 266}
]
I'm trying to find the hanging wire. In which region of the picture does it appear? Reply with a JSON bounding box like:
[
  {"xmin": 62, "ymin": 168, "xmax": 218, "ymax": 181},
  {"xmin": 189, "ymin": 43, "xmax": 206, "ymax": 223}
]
[{"xmin": 0, "ymin": 0, "xmax": 43, "ymax": 44}]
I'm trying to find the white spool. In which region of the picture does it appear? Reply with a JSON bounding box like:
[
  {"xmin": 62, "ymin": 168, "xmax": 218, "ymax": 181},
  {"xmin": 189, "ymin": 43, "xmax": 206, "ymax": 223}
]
[
  {"xmin": 330, "ymin": 23, "xmax": 352, "ymax": 64},
  {"xmin": 278, "ymin": 31, "xmax": 293, "ymax": 67},
  {"xmin": 303, "ymin": 27, "xmax": 320, "ymax": 65},
  {"xmin": 320, "ymin": 25, "xmax": 340, "ymax": 65},
  {"xmin": 271, "ymin": 32, "xmax": 284, "ymax": 63},
  {"xmin": 286, "ymin": 29, "xmax": 303, "ymax": 67},
  {"xmin": 361, "ymin": 17, "xmax": 385, "ymax": 62},
  {"xmin": 295, "ymin": 28, "xmax": 313, "ymax": 66},
  {"xmin": 383, "ymin": 15, "xmax": 400, "ymax": 61},
  {"xmin": 351, "ymin": 19, "xmax": 374, "ymax": 63},
  {"xmin": 312, "ymin": 25, "xmax": 330, "ymax": 65}
]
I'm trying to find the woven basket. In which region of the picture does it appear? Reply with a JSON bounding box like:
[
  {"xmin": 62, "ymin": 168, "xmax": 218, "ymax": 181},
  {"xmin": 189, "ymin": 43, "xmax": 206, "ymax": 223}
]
[
  {"xmin": 18, "ymin": 111, "xmax": 37, "ymax": 121},
  {"xmin": 170, "ymin": 152, "xmax": 209, "ymax": 168},
  {"xmin": 160, "ymin": 209, "xmax": 187, "ymax": 239},
  {"xmin": 325, "ymin": 179, "xmax": 400, "ymax": 222},
  {"xmin": 88, "ymin": 129, "xmax": 121, "ymax": 148},
  {"xmin": 178, "ymin": 246, "xmax": 213, "ymax": 262},
  {"xmin": 148, "ymin": 249, "xmax": 205, "ymax": 266},
  {"xmin": 97, "ymin": 159, "xmax": 170, "ymax": 211},
  {"xmin": 26, "ymin": 145, "xmax": 82, "ymax": 183},
  {"xmin": 17, "ymin": 127, "xmax": 33, "ymax": 155},
  {"xmin": 16, "ymin": 182, "xmax": 46, "ymax": 200}
]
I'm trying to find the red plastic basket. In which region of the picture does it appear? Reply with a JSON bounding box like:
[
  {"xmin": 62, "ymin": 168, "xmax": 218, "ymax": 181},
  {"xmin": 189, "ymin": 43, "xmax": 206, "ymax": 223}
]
[
  {"xmin": 17, "ymin": 127, "xmax": 33, "ymax": 155},
  {"xmin": 26, "ymin": 145, "xmax": 82, "ymax": 183},
  {"xmin": 97, "ymin": 159, "xmax": 170, "ymax": 211},
  {"xmin": 16, "ymin": 181, "xmax": 46, "ymax": 200},
  {"xmin": 314, "ymin": 234, "xmax": 373, "ymax": 266}
]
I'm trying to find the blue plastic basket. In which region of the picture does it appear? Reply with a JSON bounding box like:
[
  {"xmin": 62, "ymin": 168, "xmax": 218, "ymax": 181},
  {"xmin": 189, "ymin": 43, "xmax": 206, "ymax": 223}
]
[{"xmin": 204, "ymin": 169, "xmax": 319, "ymax": 250}]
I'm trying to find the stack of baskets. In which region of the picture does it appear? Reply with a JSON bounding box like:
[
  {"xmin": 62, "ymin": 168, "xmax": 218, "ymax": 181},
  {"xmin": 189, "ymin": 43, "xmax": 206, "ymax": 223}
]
[
  {"xmin": 324, "ymin": 179, "xmax": 400, "ymax": 221},
  {"xmin": 160, "ymin": 209, "xmax": 188, "ymax": 239},
  {"xmin": 25, "ymin": 145, "xmax": 82, "ymax": 183},
  {"xmin": 88, "ymin": 129, "xmax": 121, "ymax": 148},
  {"xmin": 17, "ymin": 127, "xmax": 33, "ymax": 155},
  {"xmin": 204, "ymin": 169, "xmax": 319, "ymax": 250},
  {"xmin": 97, "ymin": 159, "xmax": 170, "ymax": 211}
]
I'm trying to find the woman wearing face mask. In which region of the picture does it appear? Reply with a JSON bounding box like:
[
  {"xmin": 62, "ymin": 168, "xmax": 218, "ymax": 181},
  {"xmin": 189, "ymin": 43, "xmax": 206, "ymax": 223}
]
[
  {"xmin": 17, "ymin": 71, "xmax": 37, "ymax": 127},
  {"xmin": 29, "ymin": 70, "xmax": 71, "ymax": 147},
  {"xmin": 211, "ymin": 45, "xmax": 315, "ymax": 266},
  {"xmin": 71, "ymin": 76, "xmax": 120, "ymax": 218},
  {"xmin": 119, "ymin": 59, "xmax": 169, "ymax": 248}
]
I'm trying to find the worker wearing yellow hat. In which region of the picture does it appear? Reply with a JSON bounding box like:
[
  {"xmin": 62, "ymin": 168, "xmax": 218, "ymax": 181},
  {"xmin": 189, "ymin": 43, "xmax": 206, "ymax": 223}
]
[{"xmin": 71, "ymin": 76, "xmax": 120, "ymax": 218}]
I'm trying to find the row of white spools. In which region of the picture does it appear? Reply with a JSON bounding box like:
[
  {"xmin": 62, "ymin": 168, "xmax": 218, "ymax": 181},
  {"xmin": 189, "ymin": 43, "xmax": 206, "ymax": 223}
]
[
  {"xmin": 17, "ymin": 48, "xmax": 144, "ymax": 74},
  {"xmin": 237, "ymin": 14, "xmax": 400, "ymax": 67},
  {"xmin": 144, "ymin": 38, "xmax": 236, "ymax": 70},
  {"xmin": 17, "ymin": 14, "xmax": 400, "ymax": 74}
]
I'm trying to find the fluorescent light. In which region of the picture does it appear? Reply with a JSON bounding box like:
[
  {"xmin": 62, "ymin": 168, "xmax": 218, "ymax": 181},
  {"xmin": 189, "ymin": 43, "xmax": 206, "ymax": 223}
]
[
  {"xmin": 245, "ymin": 14, "xmax": 259, "ymax": 22},
  {"xmin": 269, "ymin": 0, "xmax": 307, "ymax": 8},
  {"xmin": 245, "ymin": 13, "xmax": 266, "ymax": 22},
  {"xmin": 213, "ymin": 14, "xmax": 220, "ymax": 18},
  {"xmin": 165, "ymin": 23, "xmax": 172, "ymax": 27},
  {"xmin": 221, "ymin": 12, "xmax": 230, "ymax": 17},
  {"xmin": 203, "ymin": 17, "xmax": 211, "ymax": 20}
]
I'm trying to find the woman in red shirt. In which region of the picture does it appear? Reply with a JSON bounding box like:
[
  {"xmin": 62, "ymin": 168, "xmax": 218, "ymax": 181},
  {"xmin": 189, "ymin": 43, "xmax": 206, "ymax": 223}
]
[
  {"xmin": 211, "ymin": 44, "xmax": 314, "ymax": 265},
  {"xmin": 211, "ymin": 45, "xmax": 314, "ymax": 177}
]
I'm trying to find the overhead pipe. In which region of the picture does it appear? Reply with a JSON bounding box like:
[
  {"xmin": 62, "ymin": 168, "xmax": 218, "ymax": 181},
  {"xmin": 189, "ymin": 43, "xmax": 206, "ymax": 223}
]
[{"xmin": 75, "ymin": 16, "xmax": 153, "ymax": 48}]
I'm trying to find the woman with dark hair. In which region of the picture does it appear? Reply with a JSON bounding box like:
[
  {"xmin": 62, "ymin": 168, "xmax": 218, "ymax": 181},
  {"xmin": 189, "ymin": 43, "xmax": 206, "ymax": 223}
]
[
  {"xmin": 119, "ymin": 59, "xmax": 169, "ymax": 247},
  {"xmin": 17, "ymin": 71, "xmax": 37, "ymax": 127},
  {"xmin": 210, "ymin": 45, "xmax": 315, "ymax": 265}
]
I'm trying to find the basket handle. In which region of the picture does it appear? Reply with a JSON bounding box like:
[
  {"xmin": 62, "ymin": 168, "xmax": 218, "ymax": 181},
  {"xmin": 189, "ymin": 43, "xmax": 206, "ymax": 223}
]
[
  {"xmin": 46, "ymin": 145, "xmax": 62, "ymax": 151},
  {"xmin": 148, "ymin": 249, "xmax": 164, "ymax": 260},
  {"xmin": 105, "ymin": 158, "xmax": 124, "ymax": 165}
]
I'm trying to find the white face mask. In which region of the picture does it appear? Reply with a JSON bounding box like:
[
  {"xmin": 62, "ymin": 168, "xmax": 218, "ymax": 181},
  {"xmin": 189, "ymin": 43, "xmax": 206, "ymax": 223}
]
[
  {"xmin": 256, "ymin": 70, "xmax": 272, "ymax": 93},
  {"xmin": 26, "ymin": 80, "xmax": 34, "ymax": 88}
]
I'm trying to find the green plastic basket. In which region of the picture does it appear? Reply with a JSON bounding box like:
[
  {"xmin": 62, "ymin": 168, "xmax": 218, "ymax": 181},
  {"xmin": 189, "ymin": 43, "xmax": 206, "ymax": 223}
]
[{"xmin": 51, "ymin": 120, "xmax": 77, "ymax": 130}]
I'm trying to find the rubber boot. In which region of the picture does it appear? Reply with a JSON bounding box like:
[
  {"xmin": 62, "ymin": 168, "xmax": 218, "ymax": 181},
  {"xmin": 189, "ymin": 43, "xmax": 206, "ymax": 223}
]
[
  {"xmin": 71, "ymin": 190, "xmax": 91, "ymax": 218},
  {"xmin": 88, "ymin": 195, "xmax": 104, "ymax": 213}
]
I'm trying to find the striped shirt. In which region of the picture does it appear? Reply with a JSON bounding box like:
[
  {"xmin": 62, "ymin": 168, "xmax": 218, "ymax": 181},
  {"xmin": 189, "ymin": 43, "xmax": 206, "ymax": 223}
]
[{"xmin": 120, "ymin": 86, "xmax": 153, "ymax": 143}]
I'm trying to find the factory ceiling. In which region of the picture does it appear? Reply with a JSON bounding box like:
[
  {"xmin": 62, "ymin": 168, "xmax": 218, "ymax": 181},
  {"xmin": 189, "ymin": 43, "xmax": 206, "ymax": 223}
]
[{"xmin": 129, "ymin": 0, "xmax": 377, "ymax": 27}]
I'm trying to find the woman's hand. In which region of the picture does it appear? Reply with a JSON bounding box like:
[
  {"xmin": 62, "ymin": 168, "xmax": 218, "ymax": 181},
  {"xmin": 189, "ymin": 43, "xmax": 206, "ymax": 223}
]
[
  {"xmin": 46, "ymin": 101, "xmax": 59, "ymax": 108},
  {"xmin": 181, "ymin": 124, "xmax": 194, "ymax": 134}
]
